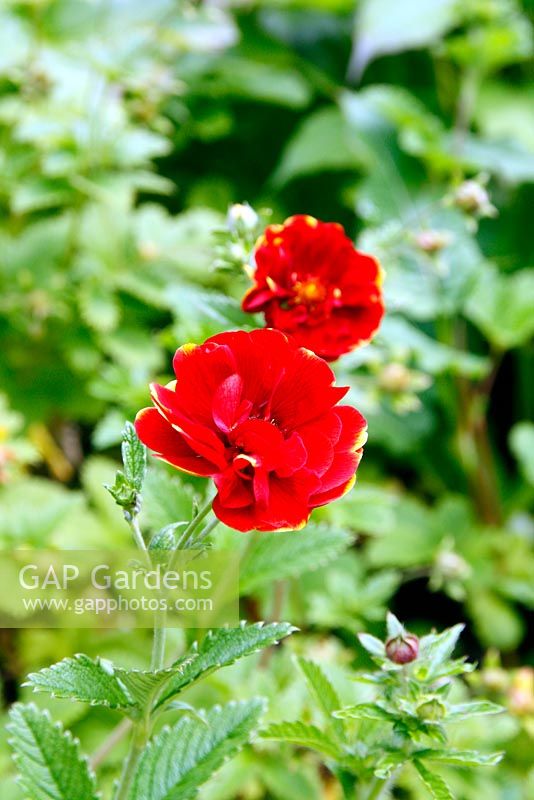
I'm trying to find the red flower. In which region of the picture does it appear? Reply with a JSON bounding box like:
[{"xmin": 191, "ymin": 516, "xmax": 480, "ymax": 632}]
[
  {"xmin": 135, "ymin": 329, "xmax": 367, "ymax": 532},
  {"xmin": 242, "ymin": 215, "xmax": 384, "ymax": 361}
]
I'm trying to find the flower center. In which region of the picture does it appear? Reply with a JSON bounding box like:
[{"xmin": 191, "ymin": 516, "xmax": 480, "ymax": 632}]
[
  {"xmin": 232, "ymin": 453, "xmax": 259, "ymax": 480},
  {"xmin": 292, "ymin": 277, "xmax": 327, "ymax": 306}
]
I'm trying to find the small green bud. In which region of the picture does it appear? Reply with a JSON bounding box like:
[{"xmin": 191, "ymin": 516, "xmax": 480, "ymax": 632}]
[{"xmin": 416, "ymin": 698, "xmax": 447, "ymax": 721}]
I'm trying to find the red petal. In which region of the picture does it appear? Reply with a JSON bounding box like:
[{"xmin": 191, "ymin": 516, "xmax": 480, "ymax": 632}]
[
  {"xmin": 213, "ymin": 469, "xmax": 253, "ymax": 509},
  {"xmin": 211, "ymin": 373, "xmax": 251, "ymax": 433},
  {"xmin": 270, "ymin": 346, "xmax": 348, "ymax": 429},
  {"xmin": 150, "ymin": 383, "xmax": 227, "ymax": 470},
  {"xmin": 134, "ymin": 408, "xmax": 218, "ymax": 476},
  {"xmin": 172, "ymin": 341, "xmax": 236, "ymax": 425}
]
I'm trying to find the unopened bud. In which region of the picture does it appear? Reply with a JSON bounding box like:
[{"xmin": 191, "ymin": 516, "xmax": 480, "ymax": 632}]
[
  {"xmin": 385, "ymin": 632, "xmax": 419, "ymax": 664},
  {"xmin": 453, "ymin": 179, "xmax": 497, "ymax": 218},
  {"xmin": 378, "ymin": 363, "xmax": 412, "ymax": 393},
  {"xmin": 226, "ymin": 203, "xmax": 259, "ymax": 235},
  {"xmin": 416, "ymin": 698, "xmax": 446, "ymax": 721},
  {"xmin": 414, "ymin": 229, "xmax": 452, "ymax": 253}
]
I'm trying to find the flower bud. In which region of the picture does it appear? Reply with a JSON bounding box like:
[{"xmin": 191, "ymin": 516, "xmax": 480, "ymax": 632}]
[
  {"xmin": 453, "ymin": 179, "xmax": 497, "ymax": 218},
  {"xmin": 385, "ymin": 632, "xmax": 419, "ymax": 664},
  {"xmin": 226, "ymin": 203, "xmax": 259, "ymax": 235},
  {"xmin": 378, "ymin": 363, "xmax": 412, "ymax": 393},
  {"xmin": 414, "ymin": 229, "xmax": 452, "ymax": 253},
  {"xmin": 416, "ymin": 698, "xmax": 446, "ymax": 721}
]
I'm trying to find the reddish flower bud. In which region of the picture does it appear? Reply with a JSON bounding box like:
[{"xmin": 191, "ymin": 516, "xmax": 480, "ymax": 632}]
[{"xmin": 385, "ymin": 633, "xmax": 419, "ymax": 664}]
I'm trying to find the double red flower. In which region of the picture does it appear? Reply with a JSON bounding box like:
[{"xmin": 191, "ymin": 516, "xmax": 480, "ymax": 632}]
[
  {"xmin": 135, "ymin": 329, "xmax": 367, "ymax": 532},
  {"xmin": 242, "ymin": 215, "xmax": 384, "ymax": 361}
]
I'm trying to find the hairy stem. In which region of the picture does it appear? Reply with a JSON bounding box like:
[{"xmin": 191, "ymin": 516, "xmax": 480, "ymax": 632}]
[
  {"xmin": 114, "ymin": 717, "xmax": 149, "ymax": 800},
  {"xmin": 151, "ymin": 609, "xmax": 167, "ymax": 671}
]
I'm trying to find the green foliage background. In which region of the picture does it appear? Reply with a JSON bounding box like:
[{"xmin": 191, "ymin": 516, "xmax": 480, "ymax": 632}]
[{"xmin": 0, "ymin": 0, "xmax": 533, "ymax": 797}]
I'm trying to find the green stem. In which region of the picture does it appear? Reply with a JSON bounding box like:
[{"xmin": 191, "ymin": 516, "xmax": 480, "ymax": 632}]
[
  {"xmin": 115, "ymin": 497, "xmax": 215, "ymax": 797},
  {"xmin": 114, "ymin": 716, "xmax": 149, "ymax": 800},
  {"xmin": 151, "ymin": 609, "xmax": 167, "ymax": 671},
  {"xmin": 169, "ymin": 494, "xmax": 214, "ymax": 569},
  {"xmin": 365, "ymin": 774, "xmax": 394, "ymax": 800},
  {"xmin": 128, "ymin": 514, "xmax": 147, "ymax": 553}
]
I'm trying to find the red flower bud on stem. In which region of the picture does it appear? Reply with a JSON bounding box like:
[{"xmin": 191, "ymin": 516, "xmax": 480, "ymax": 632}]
[{"xmin": 385, "ymin": 632, "xmax": 419, "ymax": 664}]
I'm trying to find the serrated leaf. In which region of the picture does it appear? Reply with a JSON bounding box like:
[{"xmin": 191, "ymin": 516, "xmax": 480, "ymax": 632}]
[
  {"xmin": 260, "ymin": 721, "xmax": 342, "ymax": 760},
  {"xmin": 155, "ymin": 622, "xmax": 295, "ymax": 710},
  {"xmin": 128, "ymin": 699, "xmax": 264, "ymax": 800},
  {"xmin": 418, "ymin": 748, "xmax": 504, "ymax": 767},
  {"xmin": 121, "ymin": 422, "xmax": 147, "ymax": 492},
  {"xmin": 414, "ymin": 760, "xmax": 454, "ymax": 800},
  {"xmin": 8, "ymin": 704, "xmax": 98, "ymax": 800},
  {"xmin": 239, "ymin": 525, "xmax": 353, "ymax": 594},
  {"xmin": 296, "ymin": 657, "xmax": 346, "ymax": 742},
  {"xmin": 334, "ymin": 703, "xmax": 396, "ymax": 722},
  {"xmin": 25, "ymin": 654, "xmax": 181, "ymax": 717}
]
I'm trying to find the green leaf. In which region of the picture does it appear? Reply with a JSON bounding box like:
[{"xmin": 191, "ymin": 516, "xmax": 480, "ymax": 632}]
[
  {"xmin": 155, "ymin": 622, "xmax": 296, "ymax": 709},
  {"xmin": 349, "ymin": 0, "xmax": 459, "ymax": 78},
  {"xmin": 239, "ymin": 525, "xmax": 353, "ymax": 594},
  {"xmin": 446, "ymin": 700, "xmax": 503, "ymax": 721},
  {"xmin": 418, "ymin": 748, "xmax": 504, "ymax": 767},
  {"xmin": 272, "ymin": 107, "xmax": 363, "ymax": 187},
  {"xmin": 509, "ymin": 422, "xmax": 534, "ymax": 486},
  {"xmin": 467, "ymin": 589, "xmax": 524, "ymax": 651},
  {"xmin": 25, "ymin": 654, "xmax": 182, "ymax": 717},
  {"xmin": 128, "ymin": 699, "xmax": 264, "ymax": 800},
  {"xmin": 260, "ymin": 721, "xmax": 342, "ymax": 760},
  {"xmin": 8, "ymin": 704, "xmax": 98, "ymax": 800},
  {"xmin": 417, "ymin": 624, "xmax": 464, "ymax": 679},
  {"xmin": 386, "ymin": 611, "xmax": 406, "ymax": 640},
  {"xmin": 358, "ymin": 633, "xmax": 387, "ymax": 659},
  {"xmin": 334, "ymin": 703, "xmax": 396, "ymax": 722},
  {"xmin": 413, "ymin": 760, "xmax": 454, "ymax": 800},
  {"xmin": 296, "ymin": 657, "xmax": 346, "ymax": 742},
  {"xmin": 466, "ymin": 265, "xmax": 534, "ymax": 350},
  {"xmin": 121, "ymin": 421, "xmax": 147, "ymax": 493},
  {"xmin": 140, "ymin": 469, "xmax": 195, "ymax": 531}
]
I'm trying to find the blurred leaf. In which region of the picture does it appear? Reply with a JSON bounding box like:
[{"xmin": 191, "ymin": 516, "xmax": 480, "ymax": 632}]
[
  {"xmin": 296, "ymin": 657, "xmax": 346, "ymax": 741},
  {"xmin": 349, "ymin": 0, "xmax": 459, "ymax": 78},
  {"xmin": 239, "ymin": 524, "xmax": 353, "ymax": 594},
  {"xmin": 419, "ymin": 748, "xmax": 503, "ymax": 767},
  {"xmin": 446, "ymin": 701, "xmax": 503, "ymax": 721},
  {"xmin": 509, "ymin": 422, "xmax": 534, "ymax": 485},
  {"xmin": 465, "ymin": 265, "xmax": 534, "ymax": 350},
  {"xmin": 140, "ymin": 469, "xmax": 195, "ymax": 531},
  {"xmin": 414, "ymin": 760, "xmax": 453, "ymax": 800},
  {"xmin": 467, "ymin": 589, "xmax": 524, "ymax": 651},
  {"xmin": 260, "ymin": 721, "xmax": 342, "ymax": 759},
  {"xmin": 272, "ymin": 107, "xmax": 363, "ymax": 186}
]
